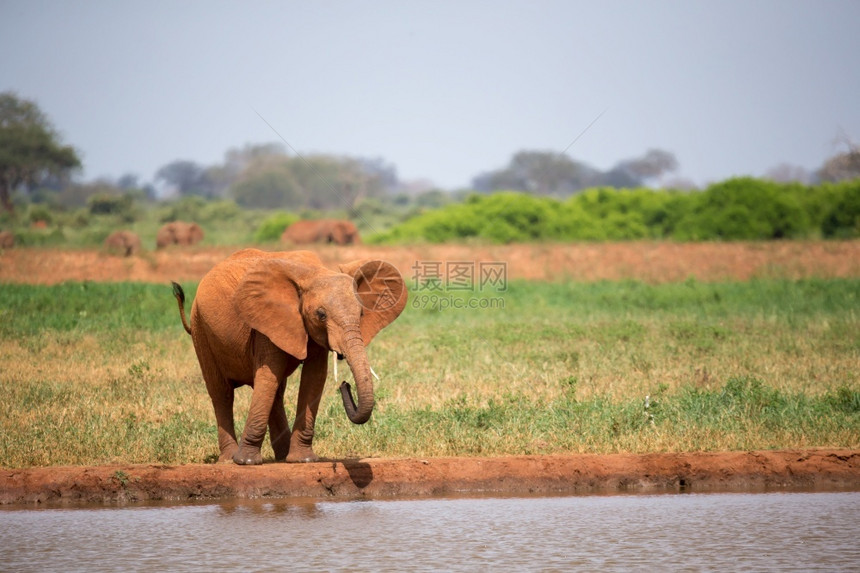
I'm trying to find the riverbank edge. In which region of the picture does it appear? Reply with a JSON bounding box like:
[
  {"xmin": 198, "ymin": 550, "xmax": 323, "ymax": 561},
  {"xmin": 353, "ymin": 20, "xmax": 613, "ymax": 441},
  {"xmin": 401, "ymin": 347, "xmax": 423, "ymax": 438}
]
[{"xmin": 1, "ymin": 449, "xmax": 858, "ymax": 507}]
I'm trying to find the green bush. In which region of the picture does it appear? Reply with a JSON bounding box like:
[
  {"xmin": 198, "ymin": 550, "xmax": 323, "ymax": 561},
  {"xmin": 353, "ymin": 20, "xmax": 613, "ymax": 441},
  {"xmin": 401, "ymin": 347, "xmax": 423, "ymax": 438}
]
[
  {"xmin": 157, "ymin": 197, "xmax": 244, "ymax": 226},
  {"xmin": 253, "ymin": 211, "xmax": 298, "ymax": 243},
  {"xmin": 371, "ymin": 190, "xmax": 664, "ymax": 244},
  {"xmin": 58, "ymin": 208, "xmax": 91, "ymax": 229},
  {"xmin": 27, "ymin": 204, "xmax": 54, "ymax": 225},
  {"xmin": 349, "ymin": 197, "xmax": 412, "ymax": 235},
  {"xmin": 672, "ymin": 178, "xmax": 812, "ymax": 240},
  {"xmin": 80, "ymin": 222, "xmax": 121, "ymax": 246},
  {"xmin": 821, "ymin": 181, "xmax": 860, "ymax": 238},
  {"xmin": 14, "ymin": 226, "xmax": 66, "ymax": 247},
  {"xmin": 200, "ymin": 200, "xmax": 242, "ymax": 223},
  {"xmin": 371, "ymin": 178, "xmax": 860, "ymax": 244},
  {"xmin": 87, "ymin": 193, "xmax": 138, "ymax": 222},
  {"xmin": 157, "ymin": 196, "xmax": 208, "ymax": 223}
]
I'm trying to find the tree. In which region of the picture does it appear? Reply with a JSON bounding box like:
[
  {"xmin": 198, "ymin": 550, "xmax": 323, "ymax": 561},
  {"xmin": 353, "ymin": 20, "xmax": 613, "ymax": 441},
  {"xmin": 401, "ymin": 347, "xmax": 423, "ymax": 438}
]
[
  {"xmin": 605, "ymin": 149, "xmax": 679, "ymax": 188},
  {"xmin": 216, "ymin": 142, "xmax": 288, "ymax": 198},
  {"xmin": 817, "ymin": 145, "xmax": 860, "ymax": 183},
  {"xmin": 356, "ymin": 157, "xmax": 399, "ymax": 193},
  {"xmin": 116, "ymin": 173, "xmax": 140, "ymax": 190},
  {"xmin": 115, "ymin": 172, "xmax": 155, "ymax": 201},
  {"xmin": 154, "ymin": 159, "xmax": 215, "ymax": 197},
  {"xmin": 231, "ymin": 159, "xmax": 300, "ymax": 209},
  {"xmin": 472, "ymin": 150, "xmax": 598, "ymax": 195},
  {"xmin": 765, "ymin": 163, "xmax": 810, "ymax": 184},
  {"xmin": 621, "ymin": 149, "xmax": 678, "ymax": 181},
  {"xmin": 331, "ymin": 156, "xmax": 394, "ymax": 208},
  {"xmin": 229, "ymin": 153, "xmax": 391, "ymax": 210},
  {"xmin": 0, "ymin": 92, "xmax": 81, "ymax": 212},
  {"xmin": 223, "ymin": 142, "xmax": 286, "ymax": 174},
  {"xmin": 56, "ymin": 180, "xmax": 120, "ymax": 210},
  {"xmin": 471, "ymin": 148, "xmax": 678, "ymax": 195},
  {"xmin": 600, "ymin": 165, "xmax": 642, "ymax": 188}
]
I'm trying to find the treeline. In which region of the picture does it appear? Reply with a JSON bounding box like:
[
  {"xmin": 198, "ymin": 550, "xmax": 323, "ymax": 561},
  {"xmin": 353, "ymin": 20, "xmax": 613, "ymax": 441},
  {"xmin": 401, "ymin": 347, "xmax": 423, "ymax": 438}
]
[
  {"xmin": 15, "ymin": 145, "xmax": 399, "ymax": 213},
  {"xmin": 151, "ymin": 144, "xmax": 399, "ymax": 210},
  {"xmin": 472, "ymin": 148, "xmax": 681, "ymax": 194},
  {"xmin": 3, "ymin": 93, "xmax": 860, "ymax": 248},
  {"xmin": 371, "ymin": 178, "xmax": 860, "ymax": 244},
  {"xmin": 3, "ymin": 177, "xmax": 858, "ymax": 248},
  {"xmin": 4, "ymin": 177, "xmax": 859, "ymax": 248}
]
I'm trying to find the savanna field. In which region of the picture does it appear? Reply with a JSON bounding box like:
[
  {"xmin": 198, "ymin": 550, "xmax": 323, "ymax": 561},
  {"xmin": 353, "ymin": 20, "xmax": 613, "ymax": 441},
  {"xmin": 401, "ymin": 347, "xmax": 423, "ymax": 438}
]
[
  {"xmin": 1, "ymin": 242, "xmax": 858, "ymax": 469},
  {"xmin": 1, "ymin": 89, "xmax": 859, "ymax": 472}
]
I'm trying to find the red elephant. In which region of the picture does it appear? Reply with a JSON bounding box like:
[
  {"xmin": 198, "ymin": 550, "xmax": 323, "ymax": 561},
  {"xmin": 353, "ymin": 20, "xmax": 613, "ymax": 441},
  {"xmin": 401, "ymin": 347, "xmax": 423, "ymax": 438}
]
[
  {"xmin": 156, "ymin": 221, "xmax": 205, "ymax": 249},
  {"xmin": 281, "ymin": 219, "xmax": 361, "ymax": 246}
]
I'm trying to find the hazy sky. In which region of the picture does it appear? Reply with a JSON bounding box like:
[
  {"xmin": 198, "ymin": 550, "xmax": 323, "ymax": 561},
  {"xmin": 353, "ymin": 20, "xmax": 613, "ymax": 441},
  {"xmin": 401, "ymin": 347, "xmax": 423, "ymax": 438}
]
[{"xmin": 2, "ymin": 1, "xmax": 858, "ymax": 189}]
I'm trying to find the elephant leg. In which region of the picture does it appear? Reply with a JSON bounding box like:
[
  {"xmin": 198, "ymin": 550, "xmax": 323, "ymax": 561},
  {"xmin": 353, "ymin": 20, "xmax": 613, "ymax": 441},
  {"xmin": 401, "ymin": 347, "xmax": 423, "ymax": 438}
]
[
  {"xmin": 234, "ymin": 335, "xmax": 289, "ymax": 465},
  {"xmin": 287, "ymin": 343, "xmax": 327, "ymax": 463},
  {"xmin": 268, "ymin": 379, "xmax": 290, "ymax": 461},
  {"xmin": 233, "ymin": 365, "xmax": 279, "ymax": 465},
  {"xmin": 198, "ymin": 349, "xmax": 239, "ymax": 462},
  {"xmin": 205, "ymin": 381, "xmax": 238, "ymax": 462}
]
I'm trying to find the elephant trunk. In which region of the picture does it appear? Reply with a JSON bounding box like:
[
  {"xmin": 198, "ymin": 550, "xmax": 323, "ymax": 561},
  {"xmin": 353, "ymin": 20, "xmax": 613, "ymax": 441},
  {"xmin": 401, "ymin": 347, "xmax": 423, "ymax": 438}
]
[{"xmin": 339, "ymin": 331, "xmax": 375, "ymax": 425}]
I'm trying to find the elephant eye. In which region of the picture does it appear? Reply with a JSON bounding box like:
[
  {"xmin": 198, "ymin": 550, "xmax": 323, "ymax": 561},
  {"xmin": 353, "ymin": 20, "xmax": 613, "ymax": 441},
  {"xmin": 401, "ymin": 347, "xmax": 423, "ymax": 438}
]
[{"xmin": 316, "ymin": 308, "xmax": 327, "ymax": 321}]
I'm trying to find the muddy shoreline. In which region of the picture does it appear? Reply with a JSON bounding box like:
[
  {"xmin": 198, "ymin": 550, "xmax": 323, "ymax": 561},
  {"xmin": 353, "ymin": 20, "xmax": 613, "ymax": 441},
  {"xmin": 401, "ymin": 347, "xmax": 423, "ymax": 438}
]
[{"xmin": 2, "ymin": 449, "xmax": 858, "ymax": 507}]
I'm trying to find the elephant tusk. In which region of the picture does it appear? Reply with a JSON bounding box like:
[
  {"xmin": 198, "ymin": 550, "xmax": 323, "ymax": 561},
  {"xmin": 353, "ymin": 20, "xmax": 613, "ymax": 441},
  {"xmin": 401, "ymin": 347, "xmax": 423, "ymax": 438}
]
[
  {"xmin": 370, "ymin": 365, "xmax": 380, "ymax": 381},
  {"xmin": 332, "ymin": 351, "xmax": 338, "ymax": 382}
]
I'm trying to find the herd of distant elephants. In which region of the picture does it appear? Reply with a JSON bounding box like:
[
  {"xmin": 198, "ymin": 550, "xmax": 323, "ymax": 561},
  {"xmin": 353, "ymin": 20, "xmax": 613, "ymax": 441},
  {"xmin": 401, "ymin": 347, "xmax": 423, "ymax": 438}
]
[{"xmin": 0, "ymin": 218, "xmax": 361, "ymax": 256}]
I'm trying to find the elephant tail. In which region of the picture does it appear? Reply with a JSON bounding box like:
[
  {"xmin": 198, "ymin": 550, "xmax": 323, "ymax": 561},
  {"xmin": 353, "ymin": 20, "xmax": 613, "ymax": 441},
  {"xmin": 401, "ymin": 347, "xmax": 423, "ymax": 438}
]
[{"xmin": 171, "ymin": 281, "xmax": 192, "ymax": 335}]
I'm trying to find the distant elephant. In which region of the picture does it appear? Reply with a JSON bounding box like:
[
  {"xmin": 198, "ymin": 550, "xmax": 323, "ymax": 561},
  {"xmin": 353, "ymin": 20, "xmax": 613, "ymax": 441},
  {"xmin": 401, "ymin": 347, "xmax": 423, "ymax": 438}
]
[
  {"xmin": 104, "ymin": 230, "xmax": 141, "ymax": 256},
  {"xmin": 156, "ymin": 221, "xmax": 204, "ymax": 249},
  {"xmin": 281, "ymin": 219, "xmax": 361, "ymax": 245},
  {"xmin": 172, "ymin": 248, "xmax": 407, "ymax": 465},
  {"xmin": 0, "ymin": 230, "xmax": 13, "ymax": 249}
]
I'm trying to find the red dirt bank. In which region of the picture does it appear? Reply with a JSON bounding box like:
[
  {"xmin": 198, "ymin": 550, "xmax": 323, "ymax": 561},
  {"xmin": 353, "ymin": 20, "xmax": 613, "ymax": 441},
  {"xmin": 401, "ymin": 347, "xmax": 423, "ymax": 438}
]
[
  {"xmin": 2, "ymin": 241, "xmax": 859, "ymax": 285},
  {"xmin": 2, "ymin": 450, "xmax": 858, "ymax": 507}
]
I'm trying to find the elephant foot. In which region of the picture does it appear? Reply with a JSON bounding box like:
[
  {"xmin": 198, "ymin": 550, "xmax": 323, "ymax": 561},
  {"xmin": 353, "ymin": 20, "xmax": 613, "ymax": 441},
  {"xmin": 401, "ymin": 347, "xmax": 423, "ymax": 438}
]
[
  {"xmin": 232, "ymin": 441, "xmax": 263, "ymax": 465},
  {"xmin": 233, "ymin": 451, "xmax": 263, "ymax": 465},
  {"xmin": 286, "ymin": 447, "xmax": 320, "ymax": 463},
  {"xmin": 218, "ymin": 443, "xmax": 239, "ymax": 463}
]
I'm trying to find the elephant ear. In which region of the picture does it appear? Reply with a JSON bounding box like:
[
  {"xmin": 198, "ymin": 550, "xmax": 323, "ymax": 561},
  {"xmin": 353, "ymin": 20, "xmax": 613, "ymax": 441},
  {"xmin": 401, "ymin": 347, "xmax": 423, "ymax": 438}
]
[
  {"xmin": 234, "ymin": 259, "xmax": 308, "ymax": 360},
  {"xmin": 339, "ymin": 259, "xmax": 408, "ymax": 345}
]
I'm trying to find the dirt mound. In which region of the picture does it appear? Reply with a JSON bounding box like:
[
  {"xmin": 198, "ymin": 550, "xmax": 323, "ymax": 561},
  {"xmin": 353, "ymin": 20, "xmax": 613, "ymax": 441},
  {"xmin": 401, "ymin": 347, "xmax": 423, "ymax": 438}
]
[
  {"xmin": 1, "ymin": 241, "xmax": 859, "ymax": 285},
  {"xmin": 2, "ymin": 449, "xmax": 858, "ymax": 507}
]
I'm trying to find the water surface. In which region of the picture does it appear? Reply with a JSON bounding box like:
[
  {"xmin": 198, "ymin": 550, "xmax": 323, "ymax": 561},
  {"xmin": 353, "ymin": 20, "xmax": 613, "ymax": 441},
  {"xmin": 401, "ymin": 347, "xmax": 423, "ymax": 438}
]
[{"xmin": 1, "ymin": 491, "xmax": 858, "ymax": 571}]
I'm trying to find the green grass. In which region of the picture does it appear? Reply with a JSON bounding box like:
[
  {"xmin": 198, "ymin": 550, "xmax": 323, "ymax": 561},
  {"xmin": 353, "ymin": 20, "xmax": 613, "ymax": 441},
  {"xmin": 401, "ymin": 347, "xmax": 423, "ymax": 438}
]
[
  {"xmin": 329, "ymin": 379, "xmax": 859, "ymax": 457},
  {"xmin": 1, "ymin": 279, "xmax": 857, "ymax": 467},
  {"xmin": 0, "ymin": 282, "xmax": 197, "ymax": 335}
]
